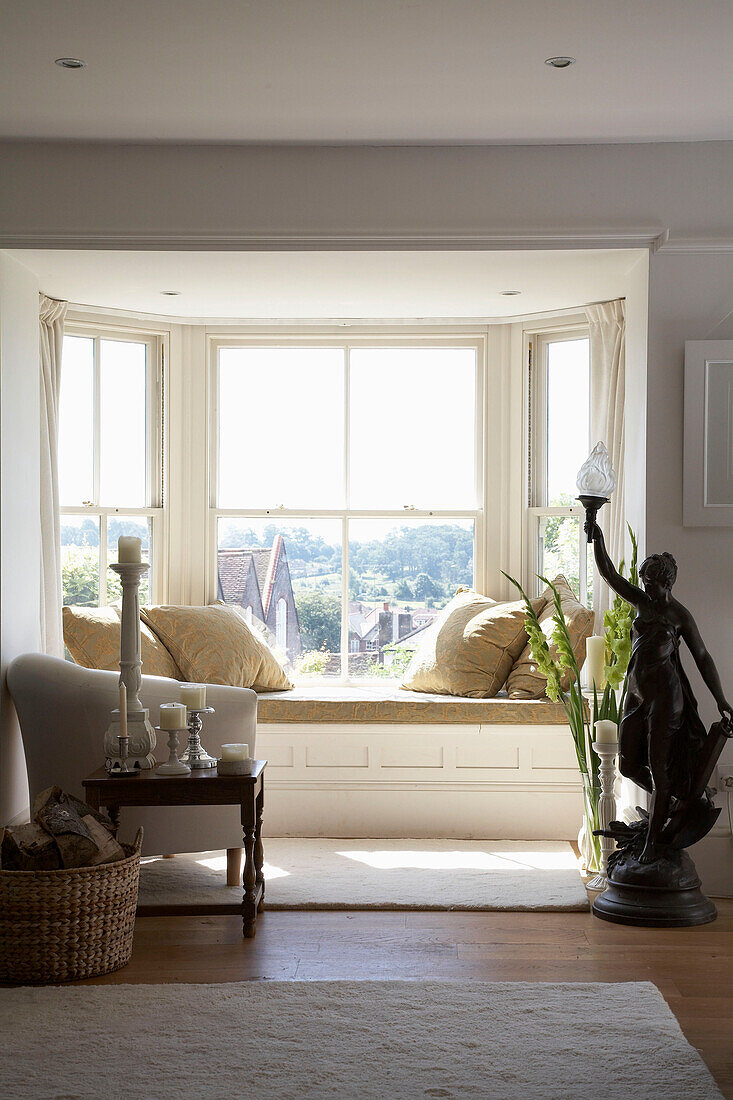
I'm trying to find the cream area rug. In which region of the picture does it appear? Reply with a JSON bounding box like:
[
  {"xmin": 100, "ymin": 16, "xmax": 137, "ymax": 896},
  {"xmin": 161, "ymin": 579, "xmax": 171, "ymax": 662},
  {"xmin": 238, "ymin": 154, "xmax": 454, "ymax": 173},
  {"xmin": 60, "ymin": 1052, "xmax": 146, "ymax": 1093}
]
[
  {"xmin": 0, "ymin": 981, "xmax": 721, "ymax": 1099},
  {"xmin": 137, "ymin": 839, "xmax": 589, "ymax": 911}
]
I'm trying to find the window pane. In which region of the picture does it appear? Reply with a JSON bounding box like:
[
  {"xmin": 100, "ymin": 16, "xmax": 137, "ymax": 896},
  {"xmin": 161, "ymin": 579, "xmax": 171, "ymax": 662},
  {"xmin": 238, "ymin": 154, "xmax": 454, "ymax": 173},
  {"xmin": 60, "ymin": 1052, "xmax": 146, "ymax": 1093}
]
[
  {"xmin": 99, "ymin": 339, "xmax": 147, "ymax": 507},
  {"xmin": 538, "ymin": 514, "xmax": 581, "ymax": 600},
  {"xmin": 217, "ymin": 518, "xmax": 342, "ymax": 679},
  {"xmin": 348, "ymin": 519, "xmax": 474, "ymax": 679},
  {"xmin": 349, "ymin": 348, "xmax": 476, "ymax": 509},
  {"xmin": 218, "ymin": 348, "xmax": 344, "ymax": 508},
  {"xmin": 61, "ymin": 515, "xmax": 100, "ymax": 607},
  {"xmin": 59, "ymin": 336, "xmax": 94, "ymax": 505},
  {"xmin": 546, "ymin": 338, "xmax": 589, "ymax": 507},
  {"xmin": 107, "ymin": 517, "xmax": 152, "ymax": 605}
]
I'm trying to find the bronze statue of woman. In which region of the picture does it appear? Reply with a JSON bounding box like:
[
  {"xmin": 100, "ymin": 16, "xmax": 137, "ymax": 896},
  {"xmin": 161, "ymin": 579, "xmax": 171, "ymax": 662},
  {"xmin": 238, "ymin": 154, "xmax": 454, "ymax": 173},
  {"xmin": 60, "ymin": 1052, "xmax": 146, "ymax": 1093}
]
[{"xmin": 585, "ymin": 519, "xmax": 732, "ymax": 864}]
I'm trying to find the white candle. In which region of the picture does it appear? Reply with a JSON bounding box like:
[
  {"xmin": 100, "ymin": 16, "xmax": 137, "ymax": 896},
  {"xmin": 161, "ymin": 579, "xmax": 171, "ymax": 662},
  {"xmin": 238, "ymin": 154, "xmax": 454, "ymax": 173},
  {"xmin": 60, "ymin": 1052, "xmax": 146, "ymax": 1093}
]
[
  {"xmin": 585, "ymin": 635, "xmax": 606, "ymax": 690},
  {"xmin": 159, "ymin": 702, "xmax": 187, "ymax": 730},
  {"xmin": 118, "ymin": 536, "xmax": 142, "ymax": 563},
  {"xmin": 221, "ymin": 743, "xmax": 249, "ymax": 761},
  {"xmin": 594, "ymin": 720, "xmax": 618, "ymax": 745},
  {"xmin": 119, "ymin": 681, "xmax": 127, "ymax": 738},
  {"xmin": 180, "ymin": 683, "xmax": 207, "ymax": 710}
]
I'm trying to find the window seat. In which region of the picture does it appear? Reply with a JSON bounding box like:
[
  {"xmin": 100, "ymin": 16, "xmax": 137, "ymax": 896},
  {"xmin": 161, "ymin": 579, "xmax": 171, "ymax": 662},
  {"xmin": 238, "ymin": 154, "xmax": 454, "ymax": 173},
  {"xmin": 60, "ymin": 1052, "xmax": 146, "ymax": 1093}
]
[{"xmin": 257, "ymin": 683, "xmax": 567, "ymax": 725}]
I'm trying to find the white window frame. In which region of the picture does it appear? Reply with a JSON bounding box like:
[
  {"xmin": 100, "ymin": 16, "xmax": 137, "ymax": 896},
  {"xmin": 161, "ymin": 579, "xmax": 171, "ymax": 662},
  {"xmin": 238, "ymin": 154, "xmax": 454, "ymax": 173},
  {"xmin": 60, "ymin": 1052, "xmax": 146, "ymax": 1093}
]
[
  {"xmin": 525, "ymin": 322, "xmax": 593, "ymax": 605},
  {"xmin": 60, "ymin": 320, "xmax": 166, "ymax": 606},
  {"xmin": 208, "ymin": 331, "xmax": 486, "ymax": 682}
]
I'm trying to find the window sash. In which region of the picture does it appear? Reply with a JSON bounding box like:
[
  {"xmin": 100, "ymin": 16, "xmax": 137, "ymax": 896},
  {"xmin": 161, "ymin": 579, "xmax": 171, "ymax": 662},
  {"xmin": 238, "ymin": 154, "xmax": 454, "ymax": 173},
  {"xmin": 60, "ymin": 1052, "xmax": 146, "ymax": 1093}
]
[
  {"xmin": 526, "ymin": 326, "xmax": 593, "ymax": 606},
  {"xmin": 212, "ymin": 509, "xmax": 480, "ymax": 681},
  {"xmin": 209, "ymin": 333, "xmax": 484, "ymax": 682},
  {"xmin": 60, "ymin": 323, "xmax": 165, "ymax": 606}
]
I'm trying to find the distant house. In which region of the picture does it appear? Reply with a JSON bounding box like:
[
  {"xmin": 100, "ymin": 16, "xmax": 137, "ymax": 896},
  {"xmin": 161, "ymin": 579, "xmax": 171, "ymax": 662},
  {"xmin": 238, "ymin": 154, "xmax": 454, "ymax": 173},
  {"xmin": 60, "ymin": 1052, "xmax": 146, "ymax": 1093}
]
[
  {"xmin": 348, "ymin": 600, "xmax": 420, "ymax": 664},
  {"xmin": 217, "ymin": 535, "xmax": 302, "ymax": 661}
]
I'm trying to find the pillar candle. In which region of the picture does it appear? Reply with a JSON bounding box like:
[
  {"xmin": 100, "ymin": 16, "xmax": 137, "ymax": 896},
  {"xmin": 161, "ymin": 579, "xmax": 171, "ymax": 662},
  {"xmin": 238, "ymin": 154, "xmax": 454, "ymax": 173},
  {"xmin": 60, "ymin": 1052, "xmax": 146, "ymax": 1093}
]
[
  {"xmin": 221, "ymin": 744, "xmax": 249, "ymax": 761},
  {"xmin": 585, "ymin": 635, "xmax": 606, "ymax": 690},
  {"xmin": 180, "ymin": 683, "xmax": 207, "ymax": 710},
  {"xmin": 119, "ymin": 681, "xmax": 127, "ymax": 738},
  {"xmin": 159, "ymin": 702, "xmax": 187, "ymax": 730},
  {"xmin": 594, "ymin": 720, "xmax": 618, "ymax": 744},
  {"xmin": 118, "ymin": 536, "xmax": 142, "ymax": 563}
]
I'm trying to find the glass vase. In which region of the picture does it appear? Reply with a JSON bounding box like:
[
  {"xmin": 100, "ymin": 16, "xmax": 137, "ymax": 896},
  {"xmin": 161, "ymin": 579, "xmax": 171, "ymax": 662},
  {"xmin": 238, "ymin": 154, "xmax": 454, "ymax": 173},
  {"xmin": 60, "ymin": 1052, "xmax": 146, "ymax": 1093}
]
[{"xmin": 577, "ymin": 774, "xmax": 602, "ymax": 874}]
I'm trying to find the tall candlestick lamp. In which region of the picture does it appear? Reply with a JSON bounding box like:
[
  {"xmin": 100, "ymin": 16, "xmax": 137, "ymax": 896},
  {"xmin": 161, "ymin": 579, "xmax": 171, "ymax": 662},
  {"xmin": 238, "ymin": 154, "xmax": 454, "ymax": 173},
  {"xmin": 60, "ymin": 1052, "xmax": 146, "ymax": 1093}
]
[{"xmin": 576, "ymin": 441, "xmax": 617, "ymax": 538}]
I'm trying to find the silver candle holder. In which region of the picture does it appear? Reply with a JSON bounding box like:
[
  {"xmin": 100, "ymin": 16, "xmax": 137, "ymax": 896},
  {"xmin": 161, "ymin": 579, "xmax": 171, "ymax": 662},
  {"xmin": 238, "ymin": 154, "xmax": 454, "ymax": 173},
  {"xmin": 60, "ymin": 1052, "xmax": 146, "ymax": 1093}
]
[
  {"xmin": 180, "ymin": 707, "xmax": 217, "ymax": 769},
  {"xmin": 586, "ymin": 737, "xmax": 619, "ymax": 892}
]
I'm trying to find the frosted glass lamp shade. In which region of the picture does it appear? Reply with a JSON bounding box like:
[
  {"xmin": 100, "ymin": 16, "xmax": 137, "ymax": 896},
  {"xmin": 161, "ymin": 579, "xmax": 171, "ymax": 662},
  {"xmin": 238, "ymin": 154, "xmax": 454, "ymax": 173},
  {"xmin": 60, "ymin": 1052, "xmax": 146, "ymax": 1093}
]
[{"xmin": 576, "ymin": 442, "xmax": 617, "ymax": 499}]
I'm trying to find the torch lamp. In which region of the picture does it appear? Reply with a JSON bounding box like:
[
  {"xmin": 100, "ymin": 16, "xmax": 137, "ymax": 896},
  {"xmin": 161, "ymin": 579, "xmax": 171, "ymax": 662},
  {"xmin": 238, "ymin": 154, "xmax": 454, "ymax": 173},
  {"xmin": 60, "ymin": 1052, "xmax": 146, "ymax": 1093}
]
[{"xmin": 576, "ymin": 441, "xmax": 617, "ymax": 541}]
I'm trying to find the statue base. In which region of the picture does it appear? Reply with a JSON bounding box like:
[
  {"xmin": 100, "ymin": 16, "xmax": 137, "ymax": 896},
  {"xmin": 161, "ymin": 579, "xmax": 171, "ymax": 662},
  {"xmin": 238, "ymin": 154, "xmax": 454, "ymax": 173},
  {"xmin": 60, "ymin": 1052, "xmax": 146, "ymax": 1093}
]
[{"xmin": 592, "ymin": 845, "xmax": 717, "ymax": 927}]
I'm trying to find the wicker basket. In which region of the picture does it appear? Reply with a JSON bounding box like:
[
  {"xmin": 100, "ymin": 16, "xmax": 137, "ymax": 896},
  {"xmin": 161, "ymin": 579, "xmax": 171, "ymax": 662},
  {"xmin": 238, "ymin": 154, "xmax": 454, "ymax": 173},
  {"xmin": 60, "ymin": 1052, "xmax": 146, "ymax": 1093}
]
[{"xmin": 0, "ymin": 827, "xmax": 143, "ymax": 985}]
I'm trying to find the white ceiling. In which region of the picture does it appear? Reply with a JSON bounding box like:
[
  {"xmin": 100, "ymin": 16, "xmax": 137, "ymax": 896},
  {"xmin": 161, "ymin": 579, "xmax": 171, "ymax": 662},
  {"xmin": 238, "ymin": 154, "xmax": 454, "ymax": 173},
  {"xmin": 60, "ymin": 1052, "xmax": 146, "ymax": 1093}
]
[
  {"xmin": 1, "ymin": 2, "xmax": 732, "ymax": 143},
  {"xmin": 7, "ymin": 248, "xmax": 640, "ymax": 320}
]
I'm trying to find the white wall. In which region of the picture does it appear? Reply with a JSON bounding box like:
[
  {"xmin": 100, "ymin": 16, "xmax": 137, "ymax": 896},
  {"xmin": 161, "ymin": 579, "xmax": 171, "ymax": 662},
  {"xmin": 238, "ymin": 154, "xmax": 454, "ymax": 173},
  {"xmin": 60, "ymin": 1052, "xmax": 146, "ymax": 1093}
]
[
  {"xmin": 0, "ymin": 252, "xmax": 40, "ymax": 823},
  {"xmin": 646, "ymin": 250, "xmax": 733, "ymax": 893}
]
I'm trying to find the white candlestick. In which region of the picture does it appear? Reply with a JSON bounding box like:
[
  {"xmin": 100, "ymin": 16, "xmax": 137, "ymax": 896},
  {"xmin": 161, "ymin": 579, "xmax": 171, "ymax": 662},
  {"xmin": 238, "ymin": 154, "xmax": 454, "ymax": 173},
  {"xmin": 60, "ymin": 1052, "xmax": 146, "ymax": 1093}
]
[
  {"xmin": 585, "ymin": 635, "xmax": 606, "ymax": 690},
  {"xmin": 159, "ymin": 702, "xmax": 187, "ymax": 730},
  {"xmin": 594, "ymin": 719, "xmax": 618, "ymax": 744},
  {"xmin": 118, "ymin": 536, "xmax": 142, "ymax": 563},
  {"xmin": 180, "ymin": 683, "xmax": 207, "ymax": 710},
  {"xmin": 221, "ymin": 743, "xmax": 249, "ymax": 761},
  {"xmin": 119, "ymin": 682, "xmax": 127, "ymax": 738}
]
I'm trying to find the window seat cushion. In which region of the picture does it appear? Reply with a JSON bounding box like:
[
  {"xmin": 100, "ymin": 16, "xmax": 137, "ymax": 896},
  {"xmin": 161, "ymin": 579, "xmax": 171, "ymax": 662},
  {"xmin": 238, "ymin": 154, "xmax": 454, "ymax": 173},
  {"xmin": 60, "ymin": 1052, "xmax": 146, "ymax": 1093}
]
[{"xmin": 257, "ymin": 682, "xmax": 568, "ymax": 725}]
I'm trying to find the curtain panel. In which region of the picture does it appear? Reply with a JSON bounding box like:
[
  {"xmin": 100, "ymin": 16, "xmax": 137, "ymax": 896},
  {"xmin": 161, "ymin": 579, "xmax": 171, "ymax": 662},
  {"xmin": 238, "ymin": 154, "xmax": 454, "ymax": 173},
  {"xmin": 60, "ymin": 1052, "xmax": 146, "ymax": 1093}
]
[
  {"xmin": 39, "ymin": 294, "xmax": 67, "ymax": 657},
  {"xmin": 585, "ymin": 299, "xmax": 626, "ymax": 622}
]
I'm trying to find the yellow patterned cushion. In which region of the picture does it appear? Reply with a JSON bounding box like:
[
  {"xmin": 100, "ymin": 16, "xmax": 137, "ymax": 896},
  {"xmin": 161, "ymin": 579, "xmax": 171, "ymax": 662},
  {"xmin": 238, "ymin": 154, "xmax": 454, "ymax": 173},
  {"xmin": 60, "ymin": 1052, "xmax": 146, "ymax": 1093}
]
[
  {"xmin": 141, "ymin": 603, "xmax": 293, "ymax": 693},
  {"xmin": 401, "ymin": 590, "xmax": 546, "ymax": 699},
  {"xmin": 505, "ymin": 575, "xmax": 595, "ymax": 699},
  {"xmin": 62, "ymin": 604, "xmax": 182, "ymax": 679}
]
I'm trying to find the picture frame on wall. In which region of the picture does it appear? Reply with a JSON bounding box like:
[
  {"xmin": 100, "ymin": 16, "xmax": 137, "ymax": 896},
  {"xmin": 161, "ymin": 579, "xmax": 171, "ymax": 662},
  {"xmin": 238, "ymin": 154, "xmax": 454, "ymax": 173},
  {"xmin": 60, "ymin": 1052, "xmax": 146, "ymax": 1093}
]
[{"xmin": 683, "ymin": 340, "xmax": 733, "ymax": 526}]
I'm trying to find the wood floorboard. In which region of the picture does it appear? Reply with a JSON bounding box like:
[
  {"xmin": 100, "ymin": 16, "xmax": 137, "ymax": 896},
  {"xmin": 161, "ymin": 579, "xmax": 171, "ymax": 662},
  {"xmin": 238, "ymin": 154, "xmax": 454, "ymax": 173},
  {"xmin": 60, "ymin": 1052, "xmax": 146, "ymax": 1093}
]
[{"xmin": 78, "ymin": 900, "xmax": 733, "ymax": 1098}]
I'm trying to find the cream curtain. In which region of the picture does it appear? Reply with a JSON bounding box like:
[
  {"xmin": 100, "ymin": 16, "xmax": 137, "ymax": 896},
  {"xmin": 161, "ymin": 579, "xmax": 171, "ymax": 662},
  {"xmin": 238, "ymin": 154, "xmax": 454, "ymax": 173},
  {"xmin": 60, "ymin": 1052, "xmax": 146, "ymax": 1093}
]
[
  {"xmin": 585, "ymin": 299, "xmax": 626, "ymax": 622},
  {"xmin": 39, "ymin": 294, "xmax": 68, "ymax": 657}
]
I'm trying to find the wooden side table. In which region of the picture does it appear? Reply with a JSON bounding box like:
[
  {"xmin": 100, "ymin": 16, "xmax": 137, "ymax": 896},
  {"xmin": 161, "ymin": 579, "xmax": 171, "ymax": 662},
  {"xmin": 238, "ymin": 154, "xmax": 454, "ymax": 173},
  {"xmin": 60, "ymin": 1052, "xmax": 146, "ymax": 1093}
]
[{"xmin": 82, "ymin": 761, "xmax": 267, "ymax": 937}]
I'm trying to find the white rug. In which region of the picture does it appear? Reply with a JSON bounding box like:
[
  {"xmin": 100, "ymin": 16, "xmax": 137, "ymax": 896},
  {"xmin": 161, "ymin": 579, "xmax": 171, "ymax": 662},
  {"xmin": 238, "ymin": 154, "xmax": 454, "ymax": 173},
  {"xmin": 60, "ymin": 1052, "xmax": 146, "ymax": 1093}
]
[
  {"xmin": 138, "ymin": 838, "xmax": 589, "ymax": 912},
  {"xmin": 0, "ymin": 981, "xmax": 721, "ymax": 1099}
]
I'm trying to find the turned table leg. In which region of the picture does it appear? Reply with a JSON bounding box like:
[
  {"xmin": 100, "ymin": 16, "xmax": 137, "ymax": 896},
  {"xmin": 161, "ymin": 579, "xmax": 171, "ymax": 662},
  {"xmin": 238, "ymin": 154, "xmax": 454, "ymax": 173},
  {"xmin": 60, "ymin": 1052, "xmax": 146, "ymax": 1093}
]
[
  {"xmin": 241, "ymin": 800, "xmax": 257, "ymax": 938},
  {"xmin": 255, "ymin": 785, "xmax": 265, "ymax": 913}
]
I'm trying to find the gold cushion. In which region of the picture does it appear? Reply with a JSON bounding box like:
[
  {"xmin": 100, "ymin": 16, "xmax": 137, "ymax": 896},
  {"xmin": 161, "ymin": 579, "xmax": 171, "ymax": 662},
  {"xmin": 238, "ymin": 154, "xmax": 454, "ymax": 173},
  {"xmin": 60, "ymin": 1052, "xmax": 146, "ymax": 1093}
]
[
  {"xmin": 401, "ymin": 589, "xmax": 546, "ymax": 699},
  {"xmin": 505, "ymin": 575, "xmax": 595, "ymax": 699},
  {"xmin": 141, "ymin": 603, "xmax": 293, "ymax": 693},
  {"xmin": 62, "ymin": 604, "xmax": 182, "ymax": 679}
]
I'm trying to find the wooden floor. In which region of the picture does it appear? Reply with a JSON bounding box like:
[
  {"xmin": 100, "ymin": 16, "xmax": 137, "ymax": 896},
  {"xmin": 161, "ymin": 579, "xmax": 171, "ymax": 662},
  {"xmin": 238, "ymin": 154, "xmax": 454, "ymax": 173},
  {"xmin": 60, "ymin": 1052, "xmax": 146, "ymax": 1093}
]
[{"xmin": 84, "ymin": 900, "xmax": 733, "ymax": 1097}]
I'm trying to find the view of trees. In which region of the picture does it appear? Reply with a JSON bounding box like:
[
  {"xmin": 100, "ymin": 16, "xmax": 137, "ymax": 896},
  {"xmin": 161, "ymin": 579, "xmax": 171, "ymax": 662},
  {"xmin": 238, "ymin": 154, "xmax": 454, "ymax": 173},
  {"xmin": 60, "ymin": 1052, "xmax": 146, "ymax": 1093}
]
[
  {"xmin": 295, "ymin": 588, "xmax": 341, "ymax": 653},
  {"xmin": 61, "ymin": 518, "xmax": 150, "ymax": 606},
  {"xmin": 539, "ymin": 493, "xmax": 589, "ymax": 602}
]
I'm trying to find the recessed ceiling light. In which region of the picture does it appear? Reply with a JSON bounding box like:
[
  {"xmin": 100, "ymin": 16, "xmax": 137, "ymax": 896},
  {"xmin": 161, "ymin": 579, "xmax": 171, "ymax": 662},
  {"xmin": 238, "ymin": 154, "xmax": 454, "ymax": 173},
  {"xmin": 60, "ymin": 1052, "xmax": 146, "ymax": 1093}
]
[
  {"xmin": 160, "ymin": 290, "xmax": 181, "ymax": 296},
  {"xmin": 500, "ymin": 290, "xmax": 522, "ymax": 296},
  {"xmin": 544, "ymin": 56, "xmax": 576, "ymax": 69},
  {"xmin": 55, "ymin": 57, "xmax": 86, "ymax": 69}
]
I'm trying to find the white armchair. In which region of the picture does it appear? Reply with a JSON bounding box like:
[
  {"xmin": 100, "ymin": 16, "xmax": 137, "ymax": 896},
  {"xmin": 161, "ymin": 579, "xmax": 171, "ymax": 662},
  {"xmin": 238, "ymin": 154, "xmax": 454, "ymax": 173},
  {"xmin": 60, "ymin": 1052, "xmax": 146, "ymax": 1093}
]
[{"xmin": 7, "ymin": 653, "xmax": 257, "ymax": 857}]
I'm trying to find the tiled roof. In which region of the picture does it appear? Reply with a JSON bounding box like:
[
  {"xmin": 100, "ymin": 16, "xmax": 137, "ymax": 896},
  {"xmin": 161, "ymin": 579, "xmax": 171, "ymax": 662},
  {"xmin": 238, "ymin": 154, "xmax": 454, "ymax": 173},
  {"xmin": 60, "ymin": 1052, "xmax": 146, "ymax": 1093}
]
[
  {"xmin": 249, "ymin": 548, "xmax": 272, "ymax": 597},
  {"xmin": 217, "ymin": 549, "xmax": 256, "ymax": 605}
]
